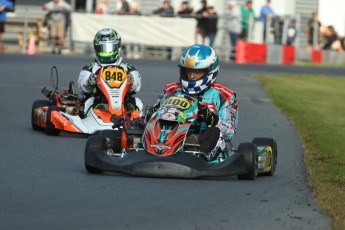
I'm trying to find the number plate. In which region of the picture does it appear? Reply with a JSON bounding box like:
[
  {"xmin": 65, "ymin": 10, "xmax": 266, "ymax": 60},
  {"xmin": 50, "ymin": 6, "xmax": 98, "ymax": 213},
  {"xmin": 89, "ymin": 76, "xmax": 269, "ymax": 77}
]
[
  {"xmin": 162, "ymin": 96, "xmax": 191, "ymax": 110},
  {"xmin": 101, "ymin": 67, "xmax": 127, "ymax": 88}
]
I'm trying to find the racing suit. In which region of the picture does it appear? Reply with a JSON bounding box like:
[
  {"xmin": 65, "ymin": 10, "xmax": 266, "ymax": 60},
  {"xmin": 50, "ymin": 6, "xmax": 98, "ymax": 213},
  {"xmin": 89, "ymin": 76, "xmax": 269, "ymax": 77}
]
[
  {"xmin": 77, "ymin": 57, "xmax": 143, "ymax": 115},
  {"xmin": 152, "ymin": 82, "xmax": 239, "ymax": 160}
]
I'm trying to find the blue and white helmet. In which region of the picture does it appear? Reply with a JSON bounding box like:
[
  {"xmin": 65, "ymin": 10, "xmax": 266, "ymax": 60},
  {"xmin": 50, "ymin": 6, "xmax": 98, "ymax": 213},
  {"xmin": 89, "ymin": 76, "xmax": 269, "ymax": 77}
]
[{"xmin": 179, "ymin": 44, "xmax": 220, "ymax": 95}]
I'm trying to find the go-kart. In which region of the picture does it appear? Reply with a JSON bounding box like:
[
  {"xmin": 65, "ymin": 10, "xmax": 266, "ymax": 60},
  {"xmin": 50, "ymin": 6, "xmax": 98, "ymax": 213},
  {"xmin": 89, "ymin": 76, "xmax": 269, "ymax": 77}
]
[
  {"xmin": 31, "ymin": 66, "xmax": 141, "ymax": 136},
  {"xmin": 84, "ymin": 94, "xmax": 277, "ymax": 179}
]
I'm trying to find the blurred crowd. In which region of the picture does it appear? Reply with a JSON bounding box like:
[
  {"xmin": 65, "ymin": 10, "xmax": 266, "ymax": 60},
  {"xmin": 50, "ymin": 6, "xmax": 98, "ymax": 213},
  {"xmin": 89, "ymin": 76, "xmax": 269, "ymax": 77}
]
[
  {"xmin": 41, "ymin": 0, "xmax": 345, "ymax": 55},
  {"xmin": 1, "ymin": 0, "xmax": 344, "ymax": 57},
  {"xmin": 305, "ymin": 11, "xmax": 345, "ymax": 52}
]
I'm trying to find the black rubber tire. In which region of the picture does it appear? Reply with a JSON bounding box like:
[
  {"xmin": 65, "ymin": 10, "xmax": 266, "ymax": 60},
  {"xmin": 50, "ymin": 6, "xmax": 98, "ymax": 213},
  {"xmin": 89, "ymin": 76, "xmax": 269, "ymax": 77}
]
[
  {"xmin": 85, "ymin": 135, "xmax": 104, "ymax": 173},
  {"xmin": 100, "ymin": 129, "xmax": 122, "ymax": 154},
  {"xmin": 252, "ymin": 137, "xmax": 277, "ymax": 176},
  {"xmin": 31, "ymin": 100, "xmax": 51, "ymax": 130},
  {"xmin": 237, "ymin": 142, "xmax": 258, "ymax": 180},
  {"xmin": 46, "ymin": 106, "xmax": 64, "ymax": 136}
]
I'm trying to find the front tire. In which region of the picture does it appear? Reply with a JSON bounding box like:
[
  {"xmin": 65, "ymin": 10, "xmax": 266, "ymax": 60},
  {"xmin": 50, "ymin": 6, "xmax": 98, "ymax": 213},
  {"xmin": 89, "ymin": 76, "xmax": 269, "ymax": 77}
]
[
  {"xmin": 237, "ymin": 142, "xmax": 258, "ymax": 180},
  {"xmin": 31, "ymin": 100, "xmax": 51, "ymax": 130},
  {"xmin": 252, "ymin": 137, "xmax": 277, "ymax": 176}
]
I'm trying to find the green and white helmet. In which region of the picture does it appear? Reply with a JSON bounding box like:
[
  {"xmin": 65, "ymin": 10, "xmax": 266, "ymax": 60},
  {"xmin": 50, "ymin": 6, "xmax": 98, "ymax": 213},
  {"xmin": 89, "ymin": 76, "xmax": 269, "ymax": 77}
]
[{"xmin": 93, "ymin": 28, "xmax": 121, "ymax": 63}]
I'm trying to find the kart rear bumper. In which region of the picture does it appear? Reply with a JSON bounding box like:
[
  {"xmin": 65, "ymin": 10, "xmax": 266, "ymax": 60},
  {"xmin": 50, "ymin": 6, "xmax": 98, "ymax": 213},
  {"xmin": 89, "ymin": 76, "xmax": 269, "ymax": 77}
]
[{"xmin": 85, "ymin": 145, "xmax": 247, "ymax": 179}]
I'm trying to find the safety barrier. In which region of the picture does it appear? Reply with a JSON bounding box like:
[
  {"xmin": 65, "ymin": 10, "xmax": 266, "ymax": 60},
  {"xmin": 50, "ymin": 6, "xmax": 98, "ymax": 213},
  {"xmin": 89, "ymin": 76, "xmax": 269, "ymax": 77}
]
[
  {"xmin": 235, "ymin": 41, "xmax": 267, "ymax": 64},
  {"xmin": 236, "ymin": 41, "xmax": 294, "ymax": 65},
  {"xmin": 235, "ymin": 41, "xmax": 345, "ymax": 65}
]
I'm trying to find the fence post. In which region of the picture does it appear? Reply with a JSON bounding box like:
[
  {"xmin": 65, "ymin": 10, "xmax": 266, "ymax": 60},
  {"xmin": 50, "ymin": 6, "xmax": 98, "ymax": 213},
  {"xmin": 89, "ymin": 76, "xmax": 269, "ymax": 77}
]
[{"xmin": 23, "ymin": 8, "xmax": 29, "ymax": 54}]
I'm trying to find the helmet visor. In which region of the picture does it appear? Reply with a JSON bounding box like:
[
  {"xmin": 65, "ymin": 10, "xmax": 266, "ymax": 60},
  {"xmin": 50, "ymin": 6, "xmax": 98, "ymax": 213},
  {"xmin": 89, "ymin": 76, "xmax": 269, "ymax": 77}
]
[
  {"xmin": 95, "ymin": 41, "xmax": 120, "ymax": 54},
  {"xmin": 180, "ymin": 67, "xmax": 208, "ymax": 81}
]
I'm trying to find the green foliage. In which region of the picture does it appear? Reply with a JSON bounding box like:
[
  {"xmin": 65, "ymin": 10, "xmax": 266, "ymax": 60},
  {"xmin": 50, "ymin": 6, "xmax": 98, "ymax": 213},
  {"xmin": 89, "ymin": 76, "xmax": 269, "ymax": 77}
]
[{"xmin": 256, "ymin": 74, "xmax": 345, "ymax": 230}]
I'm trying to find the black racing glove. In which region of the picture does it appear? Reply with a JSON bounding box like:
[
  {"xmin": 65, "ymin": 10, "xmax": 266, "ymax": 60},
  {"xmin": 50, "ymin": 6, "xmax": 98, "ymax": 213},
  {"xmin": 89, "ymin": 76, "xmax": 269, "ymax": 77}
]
[
  {"xmin": 197, "ymin": 104, "xmax": 219, "ymax": 127},
  {"xmin": 145, "ymin": 105, "xmax": 158, "ymax": 122}
]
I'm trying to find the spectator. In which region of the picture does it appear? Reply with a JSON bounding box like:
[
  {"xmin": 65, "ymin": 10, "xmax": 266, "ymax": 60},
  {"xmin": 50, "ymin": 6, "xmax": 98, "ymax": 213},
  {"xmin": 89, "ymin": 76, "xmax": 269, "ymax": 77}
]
[
  {"xmin": 322, "ymin": 25, "xmax": 339, "ymax": 50},
  {"xmin": 259, "ymin": 0, "xmax": 275, "ymax": 42},
  {"xmin": 117, "ymin": 0, "xmax": 130, "ymax": 15},
  {"xmin": 152, "ymin": 0, "xmax": 174, "ymax": 17},
  {"xmin": 194, "ymin": 0, "xmax": 208, "ymax": 44},
  {"xmin": 129, "ymin": 0, "xmax": 140, "ymax": 15},
  {"xmin": 240, "ymin": 0, "xmax": 255, "ymax": 41},
  {"xmin": 305, "ymin": 11, "xmax": 322, "ymax": 50},
  {"xmin": 0, "ymin": 0, "xmax": 14, "ymax": 53},
  {"xmin": 43, "ymin": 0, "xmax": 71, "ymax": 54},
  {"xmin": 286, "ymin": 20, "xmax": 297, "ymax": 46},
  {"xmin": 338, "ymin": 37, "xmax": 345, "ymax": 52},
  {"xmin": 206, "ymin": 6, "xmax": 217, "ymax": 47},
  {"xmin": 96, "ymin": 0, "xmax": 109, "ymax": 14},
  {"xmin": 177, "ymin": 1, "xmax": 193, "ymax": 18},
  {"xmin": 225, "ymin": 1, "xmax": 241, "ymax": 60}
]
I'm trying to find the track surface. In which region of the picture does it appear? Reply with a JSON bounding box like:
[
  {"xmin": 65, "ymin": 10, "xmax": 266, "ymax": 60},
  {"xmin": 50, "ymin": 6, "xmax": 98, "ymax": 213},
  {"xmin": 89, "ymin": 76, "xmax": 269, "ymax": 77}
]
[{"xmin": 1, "ymin": 54, "xmax": 339, "ymax": 230}]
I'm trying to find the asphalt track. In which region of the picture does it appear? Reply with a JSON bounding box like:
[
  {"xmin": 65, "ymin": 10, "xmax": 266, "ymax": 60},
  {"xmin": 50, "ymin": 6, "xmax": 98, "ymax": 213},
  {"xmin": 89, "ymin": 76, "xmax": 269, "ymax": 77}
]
[{"xmin": 2, "ymin": 53, "xmax": 342, "ymax": 230}]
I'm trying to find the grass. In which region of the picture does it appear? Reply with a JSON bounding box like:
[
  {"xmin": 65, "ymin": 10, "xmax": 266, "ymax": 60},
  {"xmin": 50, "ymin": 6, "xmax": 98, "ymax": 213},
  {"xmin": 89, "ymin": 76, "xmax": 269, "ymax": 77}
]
[
  {"xmin": 256, "ymin": 74, "xmax": 345, "ymax": 230},
  {"xmin": 295, "ymin": 61, "xmax": 345, "ymax": 68}
]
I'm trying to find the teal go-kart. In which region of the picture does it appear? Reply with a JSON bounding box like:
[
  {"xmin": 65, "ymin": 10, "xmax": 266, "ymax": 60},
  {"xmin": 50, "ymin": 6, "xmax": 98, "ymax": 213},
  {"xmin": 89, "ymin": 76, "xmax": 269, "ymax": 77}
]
[{"xmin": 84, "ymin": 95, "xmax": 277, "ymax": 179}]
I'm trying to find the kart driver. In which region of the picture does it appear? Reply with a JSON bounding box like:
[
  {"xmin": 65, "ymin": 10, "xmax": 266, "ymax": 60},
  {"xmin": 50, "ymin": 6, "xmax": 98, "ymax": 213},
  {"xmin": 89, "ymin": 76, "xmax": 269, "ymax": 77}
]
[
  {"xmin": 77, "ymin": 28, "xmax": 142, "ymax": 116},
  {"xmin": 150, "ymin": 44, "xmax": 238, "ymax": 161}
]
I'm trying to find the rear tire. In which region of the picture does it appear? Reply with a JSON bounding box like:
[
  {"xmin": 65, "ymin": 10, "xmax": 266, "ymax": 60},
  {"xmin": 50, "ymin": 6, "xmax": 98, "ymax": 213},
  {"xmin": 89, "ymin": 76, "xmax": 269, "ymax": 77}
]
[
  {"xmin": 46, "ymin": 106, "xmax": 64, "ymax": 136},
  {"xmin": 237, "ymin": 142, "xmax": 258, "ymax": 180},
  {"xmin": 85, "ymin": 135, "xmax": 104, "ymax": 173},
  {"xmin": 252, "ymin": 137, "xmax": 277, "ymax": 176},
  {"xmin": 31, "ymin": 100, "xmax": 51, "ymax": 130}
]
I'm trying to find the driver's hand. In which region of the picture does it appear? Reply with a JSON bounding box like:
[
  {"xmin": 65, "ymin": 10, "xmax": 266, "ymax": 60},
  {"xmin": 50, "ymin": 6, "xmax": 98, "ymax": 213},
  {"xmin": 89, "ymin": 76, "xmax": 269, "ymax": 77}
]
[
  {"xmin": 86, "ymin": 73, "xmax": 97, "ymax": 87},
  {"xmin": 197, "ymin": 104, "xmax": 219, "ymax": 127}
]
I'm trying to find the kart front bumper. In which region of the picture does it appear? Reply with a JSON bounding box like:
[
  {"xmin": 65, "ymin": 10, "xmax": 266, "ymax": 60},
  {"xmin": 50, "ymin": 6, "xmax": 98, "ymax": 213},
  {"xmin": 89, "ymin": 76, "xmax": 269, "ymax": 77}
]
[{"xmin": 85, "ymin": 145, "xmax": 248, "ymax": 179}]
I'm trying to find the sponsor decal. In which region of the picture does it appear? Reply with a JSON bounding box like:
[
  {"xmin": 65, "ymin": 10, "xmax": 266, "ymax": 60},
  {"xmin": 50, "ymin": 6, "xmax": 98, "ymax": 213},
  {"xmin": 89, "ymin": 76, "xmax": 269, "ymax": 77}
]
[
  {"xmin": 162, "ymin": 113, "xmax": 176, "ymax": 120},
  {"xmin": 52, "ymin": 112, "xmax": 69, "ymax": 127},
  {"xmin": 177, "ymin": 111, "xmax": 187, "ymax": 123},
  {"xmin": 151, "ymin": 144, "xmax": 172, "ymax": 151}
]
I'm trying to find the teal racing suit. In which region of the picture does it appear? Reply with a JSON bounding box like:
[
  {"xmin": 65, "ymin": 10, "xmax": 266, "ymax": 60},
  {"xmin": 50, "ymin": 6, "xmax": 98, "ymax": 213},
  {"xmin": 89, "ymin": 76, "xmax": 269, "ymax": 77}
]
[{"xmin": 154, "ymin": 82, "xmax": 238, "ymax": 143}]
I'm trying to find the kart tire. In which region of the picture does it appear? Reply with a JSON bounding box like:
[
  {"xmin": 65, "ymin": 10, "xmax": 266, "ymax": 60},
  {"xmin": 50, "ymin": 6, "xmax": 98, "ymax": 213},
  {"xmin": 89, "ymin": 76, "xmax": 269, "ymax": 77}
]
[
  {"xmin": 252, "ymin": 137, "xmax": 277, "ymax": 176},
  {"xmin": 85, "ymin": 135, "xmax": 104, "ymax": 173},
  {"xmin": 100, "ymin": 130, "xmax": 122, "ymax": 154},
  {"xmin": 31, "ymin": 100, "xmax": 51, "ymax": 130},
  {"xmin": 46, "ymin": 106, "xmax": 64, "ymax": 136},
  {"xmin": 237, "ymin": 142, "xmax": 258, "ymax": 180}
]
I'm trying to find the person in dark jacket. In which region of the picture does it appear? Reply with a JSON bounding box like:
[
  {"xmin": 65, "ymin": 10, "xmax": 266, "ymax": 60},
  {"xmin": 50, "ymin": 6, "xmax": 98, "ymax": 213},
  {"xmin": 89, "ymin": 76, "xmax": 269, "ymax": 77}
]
[
  {"xmin": 322, "ymin": 25, "xmax": 338, "ymax": 50},
  {"xmin": 177, "ymin": 1, "xmax": 193, "ymax": 18},
  {"xmin": 152, "ymin": 0, "xmax": 174, "ymax": 17},
  {"xmin": 205, "ymin": 6, "xmax": 218, "ymax": 47},
  {"xmin": 194, "ymin": 0, "xmax": 208, "ymax": 44}
]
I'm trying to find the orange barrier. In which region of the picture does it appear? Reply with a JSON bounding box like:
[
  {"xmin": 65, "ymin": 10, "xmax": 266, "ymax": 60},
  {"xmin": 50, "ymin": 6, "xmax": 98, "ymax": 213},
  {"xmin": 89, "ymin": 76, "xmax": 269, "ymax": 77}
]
[
  {"xmin": 235, "ymin": 41, "xmax": 247, "ymax": 64},
  {"xmin": 27, "ymin": 35, "xmax": 36, "ymax": 55},
  {"xmin": 282, "ymin": 45, "xmax": 295, "ymax": 64},
  {"xmin": 311, "ymin": 49, "xmax": 322, "ymax": 63},
  {"xmin": 250, "ymin": 43, "xmax": 267, "ymax": 64},
  {"xmin": 235, "ymin": 41, "xmax": 267, "ymax": 64}
]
